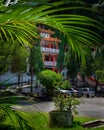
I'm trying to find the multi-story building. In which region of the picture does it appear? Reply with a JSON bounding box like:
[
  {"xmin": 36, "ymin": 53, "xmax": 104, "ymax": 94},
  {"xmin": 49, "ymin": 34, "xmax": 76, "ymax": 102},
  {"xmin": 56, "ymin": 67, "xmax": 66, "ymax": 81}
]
[{"xmin": 38, "ymin": 25, "xmax": 61, "ymax": 72}]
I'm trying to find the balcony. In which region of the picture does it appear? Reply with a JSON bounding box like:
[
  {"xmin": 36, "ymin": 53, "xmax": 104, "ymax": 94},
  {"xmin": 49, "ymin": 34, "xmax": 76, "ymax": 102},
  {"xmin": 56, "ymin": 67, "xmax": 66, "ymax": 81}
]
[
  {"xmin": 44, "ymin": 61, "xmax": 57, "ymax": 66},
  {"xmin": 41, "ymin": 47, "xmax": 59, "ymax": 54}
]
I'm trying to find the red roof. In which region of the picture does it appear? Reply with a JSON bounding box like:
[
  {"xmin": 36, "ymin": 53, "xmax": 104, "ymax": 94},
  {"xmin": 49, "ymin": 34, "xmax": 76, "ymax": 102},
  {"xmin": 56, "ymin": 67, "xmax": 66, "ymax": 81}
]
[
  {"xmin": 38, "ymin": 28, "xmax": 55, "ymax": 34},
  {"xmin": 43, "ymin": 37, "xmax": 61, "ymax": 42}
]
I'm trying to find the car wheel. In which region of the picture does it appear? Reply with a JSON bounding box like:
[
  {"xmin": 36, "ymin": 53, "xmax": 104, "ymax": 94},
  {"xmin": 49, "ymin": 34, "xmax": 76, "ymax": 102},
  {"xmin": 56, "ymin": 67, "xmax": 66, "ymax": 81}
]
[
  {"xmin": 96, "ymin": 94, "xmax": 99, "ymax": 97},
  {"xmin": 86, "ymin": 94, "xmax": 90, "ymax": 98}
]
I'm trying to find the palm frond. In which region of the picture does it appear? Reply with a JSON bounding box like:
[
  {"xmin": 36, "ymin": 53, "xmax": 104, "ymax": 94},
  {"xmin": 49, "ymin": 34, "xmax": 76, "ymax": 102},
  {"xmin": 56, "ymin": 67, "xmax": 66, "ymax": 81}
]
[
  {"xmin": 0, "ymin": 104, "xmax": 33, "ymax": 130},
  {"xmin": 0, "ymin": 1, "xmax": 104, "ymax": 60}
]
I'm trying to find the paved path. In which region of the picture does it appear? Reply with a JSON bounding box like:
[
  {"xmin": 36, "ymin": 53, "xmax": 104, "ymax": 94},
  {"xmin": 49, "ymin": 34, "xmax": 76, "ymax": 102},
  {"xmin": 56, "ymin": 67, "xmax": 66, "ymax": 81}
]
[{"xmin": 12, "ymin": 97, "xmax": 104, "ymax": 119}]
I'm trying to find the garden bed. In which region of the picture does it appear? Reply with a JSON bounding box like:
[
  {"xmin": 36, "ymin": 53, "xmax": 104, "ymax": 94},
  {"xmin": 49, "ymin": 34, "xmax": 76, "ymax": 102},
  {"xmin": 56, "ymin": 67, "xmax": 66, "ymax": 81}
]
[{"xmin": 82, "ymin": 120, "xmax": 104, "ymax": 129}]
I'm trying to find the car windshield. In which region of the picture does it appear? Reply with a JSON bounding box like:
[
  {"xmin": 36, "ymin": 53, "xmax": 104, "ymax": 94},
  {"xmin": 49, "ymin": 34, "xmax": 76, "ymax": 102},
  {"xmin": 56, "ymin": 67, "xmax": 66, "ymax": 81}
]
[
  {"xmin": 89, "ymin": 88, "xmax": 94, "ymax": 91},
  {"xmin": 100, "ymin": 88, "xmax": 104, "ymax": 91}
]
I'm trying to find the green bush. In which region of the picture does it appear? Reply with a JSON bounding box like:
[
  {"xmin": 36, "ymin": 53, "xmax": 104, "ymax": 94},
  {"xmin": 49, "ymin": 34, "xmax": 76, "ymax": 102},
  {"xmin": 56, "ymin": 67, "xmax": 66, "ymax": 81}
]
[
  {"xmin": 53, "ymin": 94, "xmax": 80, "ymax": 114},
  {"xmin": 60, "ymin": 80, "xmax": 71, "ymax": 89},
  {"xmin": 37, "ymin": 70, "xmax": 63, "ymax": 97}
]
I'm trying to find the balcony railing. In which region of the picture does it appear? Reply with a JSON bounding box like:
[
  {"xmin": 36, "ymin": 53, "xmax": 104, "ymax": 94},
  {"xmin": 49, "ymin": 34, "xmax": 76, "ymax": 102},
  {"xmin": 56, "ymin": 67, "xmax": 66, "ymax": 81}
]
[
  {"xmin": 41, "ymin": 47, "xmax": 59, "ymax": 54},
  {"xmin": 44, "ymin": 61, "xmax": 57, "ymax": 66}
]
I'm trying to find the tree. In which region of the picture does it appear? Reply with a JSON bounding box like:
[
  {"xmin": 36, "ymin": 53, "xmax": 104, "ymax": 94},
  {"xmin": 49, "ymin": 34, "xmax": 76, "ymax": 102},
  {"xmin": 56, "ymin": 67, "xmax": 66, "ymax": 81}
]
[
  {"xmin": 0, "ymin": 40, "xmax": 12, "ymax": 75},
  {"xmin": 37, "ymin": 70, "xmax": 63, "ymax": 97},
  {"xmin": 0, "ymin": 1, "xmax": 104, "ymax": 63},
  {"xmin": 91, "ymin": 45, "xmax": 104, "ymax": 90},
  {"xmin": 57, "ymin": 42, "xmax": 65, "ymax": 72},
  {"xmin": 92, "ymin": 45, "xmax": 104, "ymax": 71},
  {"xmin": 0, "ymin": 0, "xmax": 104, "ymax": 129},
  {"xmin": 11, "ymin": 41, "xmax": 29, "ymax": 86},
  {"xmin": 0, "ymin": 40, "xmax": 28, "ymax": 87},
  {"xmin": 95, "ymin": 70, "xmax": 104, "ymax": 84},
  {"xmin": 64, "ymin": 48, "xmax": 80, "ymax": 82},
  {"xmin": 29, "ymin": 40, "xmax": 44, "ymax": 74},
  {"xmin": 29, "ymin": 40, "xmax": 44, "ymax": 92}
]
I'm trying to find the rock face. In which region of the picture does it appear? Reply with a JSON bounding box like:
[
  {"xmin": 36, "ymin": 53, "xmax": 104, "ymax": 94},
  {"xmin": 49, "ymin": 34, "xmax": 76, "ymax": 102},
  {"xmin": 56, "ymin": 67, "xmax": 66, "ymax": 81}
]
[{"xmin": 49, "ymin": 111, "xmax": 73, "ymax": 128}]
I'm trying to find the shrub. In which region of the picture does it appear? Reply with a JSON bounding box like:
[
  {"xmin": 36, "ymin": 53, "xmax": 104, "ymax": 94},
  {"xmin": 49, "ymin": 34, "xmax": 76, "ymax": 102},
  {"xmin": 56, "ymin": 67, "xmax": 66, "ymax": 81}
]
[{"xmin": 37, "ymin": 70, "xmax": 63, "ymax": 97}]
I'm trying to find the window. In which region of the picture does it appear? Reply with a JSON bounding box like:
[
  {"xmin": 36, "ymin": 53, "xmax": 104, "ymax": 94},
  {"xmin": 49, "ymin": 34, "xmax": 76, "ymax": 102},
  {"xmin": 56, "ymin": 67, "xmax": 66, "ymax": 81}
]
[{"xmin": 40, "ymin": 33, "xmax": 50, "ymax": 38}]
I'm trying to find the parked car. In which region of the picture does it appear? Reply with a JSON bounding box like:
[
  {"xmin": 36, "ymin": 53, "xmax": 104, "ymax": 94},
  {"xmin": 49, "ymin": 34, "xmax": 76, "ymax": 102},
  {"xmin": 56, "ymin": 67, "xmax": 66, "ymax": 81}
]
[
  {"xmin": 59, "ymin": 89, "xmax": 72, "ymax": 96},
  {"xmin": 95, "ymin": 88, "xmax": 104, "ymax": 97},
  {"xmin": 79, "ymin": 87, "xmax": 95, "ymax": 98},
  {"xmin": 75, "ymin": 88, "xmax": 83, "ymax": 97},
  {"xmin": 59, "ymin": 88, "xmax": 82, "ymax": 97}
]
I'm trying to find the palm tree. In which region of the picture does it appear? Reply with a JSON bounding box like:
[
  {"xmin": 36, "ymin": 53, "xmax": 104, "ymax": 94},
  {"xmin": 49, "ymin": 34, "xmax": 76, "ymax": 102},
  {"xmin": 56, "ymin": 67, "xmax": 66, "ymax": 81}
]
[
  {"xmin": 0, "ymin": 0, "xmax": 104, "ymax": 129},
  {"xmin": 0, "ymin": 1, "xmax": 104, "ymax": 61}
]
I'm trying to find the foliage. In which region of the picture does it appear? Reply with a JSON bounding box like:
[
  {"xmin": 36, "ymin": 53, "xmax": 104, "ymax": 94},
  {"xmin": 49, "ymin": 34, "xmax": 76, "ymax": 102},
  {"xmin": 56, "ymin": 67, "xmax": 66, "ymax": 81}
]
[
  {"xmin": 1, "ymin": 110, "xmax": 99, "ymax": 130},
  {"xmin": 0, "ymin": 105, "xmax": 33, "ymax": 130},
  {"xmin": 0, "ymin": 108, "xmax": 6, "ymax": 124},
  {"xmin": 64, "ymin": 48, "xmax": 80, "ymax": 79},
  {"xmin": 80, "ymin": 58, "xmax": 93, "ymax": 77},
  {"xmin": 0, "ymin": 40, "xmax": 12, "ymax": 75},
  {"xmin": 37, "ymin": 70, "xmax": 63, "ymax": 96},
  {"xmin": 53, "ymin": 93, "xmax": 80, "ymax": 114},
  {"xmin": 92, "ymin": 0, "xmax": 104, "ymax": 23},
  {"xmin": 0, "ymin": 40, "xmax": 28, "ymax": 77},
  {"xmin": 79, "ymin": 55, "xmax": 94, "ymax": 87},
  {"xmin": 57, "ymin": 42, "xmax": 65, "ymax": 71},
  {"xmin": 0, "ymin": 1, "xmax": 104, "ymax": 63},
  {"xmin": 11, "ymin": 41, "xmax": 29, "ymax": 73},
  {"xmin": 50, "ymin": 88, "xmax": 79, "ymax": 127},
  {"xmin": 95, "ymin": 70, "xmax": 104, "ymax": 83},
  {"xmin": 0, "ymin": 0, "xmax": 104, "ymax": 129},
  {"xmin": 0, "ymin": 40, "xmax": 29, "ymax": 86},
  {"xmin": 29, "ymin": 40, "xmax": 44, "ymax": 75},
  {"xmin": 92, "ymin": 45, "xmax": 104, "ymax": 71},
  {"xmin": 60, "ymin": 80, "xmax": 71, "ymax": 89}
]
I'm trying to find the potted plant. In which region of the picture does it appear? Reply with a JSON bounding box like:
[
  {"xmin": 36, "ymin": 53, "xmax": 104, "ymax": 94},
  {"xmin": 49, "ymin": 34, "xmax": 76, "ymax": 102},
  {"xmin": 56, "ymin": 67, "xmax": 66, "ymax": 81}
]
[{"xmin": 49, "ymin": 81, "xmax": 80, "ymax": 128}]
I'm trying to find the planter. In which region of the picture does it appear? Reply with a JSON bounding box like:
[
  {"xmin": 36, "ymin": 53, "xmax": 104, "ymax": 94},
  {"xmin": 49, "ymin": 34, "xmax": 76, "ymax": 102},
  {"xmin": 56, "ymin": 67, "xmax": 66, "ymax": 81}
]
[
  {"xmin": 82, "ymin": 120, "xmax": 104, "ymax": 129},
  {"xmin": 49, "ymin": 110, "xmax": 73, "ymax": 128}
]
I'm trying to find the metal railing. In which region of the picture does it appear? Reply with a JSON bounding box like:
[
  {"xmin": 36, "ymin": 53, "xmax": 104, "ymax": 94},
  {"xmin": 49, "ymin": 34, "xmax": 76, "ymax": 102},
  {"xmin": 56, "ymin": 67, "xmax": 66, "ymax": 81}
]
[
  {"xmin": 41, "ymin": 47, "xmax": 59, "ymax": 54},
  {"xmin": 44, "ymin": 61, "xmax": 57, "ymax": 66}
]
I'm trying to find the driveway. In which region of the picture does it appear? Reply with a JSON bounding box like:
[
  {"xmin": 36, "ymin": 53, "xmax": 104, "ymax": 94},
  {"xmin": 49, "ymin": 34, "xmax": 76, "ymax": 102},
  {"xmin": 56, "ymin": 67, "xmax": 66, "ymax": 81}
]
[{"xmin": 12, "ymin": 97, "xmax": 104, "ymax": 119}]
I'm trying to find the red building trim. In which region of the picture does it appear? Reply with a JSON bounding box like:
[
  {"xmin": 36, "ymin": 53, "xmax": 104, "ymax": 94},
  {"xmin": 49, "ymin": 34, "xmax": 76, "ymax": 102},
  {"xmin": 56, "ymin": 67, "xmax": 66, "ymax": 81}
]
[{"xmin": 38, "ymin": 26, "xmax": 61, "ymax": 72}]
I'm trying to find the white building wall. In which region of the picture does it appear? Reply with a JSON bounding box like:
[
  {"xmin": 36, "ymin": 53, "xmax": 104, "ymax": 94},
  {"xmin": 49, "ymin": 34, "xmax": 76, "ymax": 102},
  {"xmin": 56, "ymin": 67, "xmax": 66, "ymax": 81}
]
[{"xmin": 0, "ymin": 71, "xmax": 36, "ymax": 86}]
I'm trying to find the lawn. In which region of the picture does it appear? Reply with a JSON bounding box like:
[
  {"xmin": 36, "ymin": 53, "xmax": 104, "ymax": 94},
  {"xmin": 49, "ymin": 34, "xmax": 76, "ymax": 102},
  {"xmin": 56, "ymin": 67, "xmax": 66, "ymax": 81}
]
[
  {"xmin": 0, "ymin": 111, "xmax": 104, "ymax": 130},
  {"xmin": 0, "ymin": 90, "xmax": 104, "ymax": 130}
]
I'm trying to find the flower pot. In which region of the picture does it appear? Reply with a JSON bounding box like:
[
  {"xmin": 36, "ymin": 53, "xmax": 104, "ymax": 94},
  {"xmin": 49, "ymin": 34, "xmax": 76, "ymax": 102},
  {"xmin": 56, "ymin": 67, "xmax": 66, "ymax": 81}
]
[{"xmin": 49, "ymin": 110, "xmax": 73, "ymax": 128}]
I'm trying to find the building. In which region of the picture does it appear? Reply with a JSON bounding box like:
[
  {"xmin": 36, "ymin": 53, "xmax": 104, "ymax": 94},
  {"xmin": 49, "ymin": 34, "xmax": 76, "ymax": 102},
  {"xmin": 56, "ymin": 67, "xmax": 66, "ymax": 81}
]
[
  {"xmin": 38, "ymin": 25, "xmax": 61, "ymax": 72},
  {"xmin": 0, "ymin": 25, "xmax": 65, "ymax": 86}
]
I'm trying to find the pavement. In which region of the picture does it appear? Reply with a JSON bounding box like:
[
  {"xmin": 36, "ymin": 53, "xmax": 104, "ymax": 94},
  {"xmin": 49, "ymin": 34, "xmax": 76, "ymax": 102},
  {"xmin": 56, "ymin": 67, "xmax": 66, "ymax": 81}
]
[
  {"xmin": 11, "ymin": 97, "xmax": 104, "ymax": 119},
  {"xmin": 77, "ymin": 97, "xmax": 104, "ymax": 119}
]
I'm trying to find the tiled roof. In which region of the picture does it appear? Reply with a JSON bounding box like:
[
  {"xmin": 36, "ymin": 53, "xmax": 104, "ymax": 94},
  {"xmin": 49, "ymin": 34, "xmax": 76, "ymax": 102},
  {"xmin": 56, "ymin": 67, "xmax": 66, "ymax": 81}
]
[
  {"xmin": 38, "ymin": 28, "xmax": 55, "ymax": 34},
  {"xmin": 43, "ymin": 37, "xmax": 61, "ymax": 42}
]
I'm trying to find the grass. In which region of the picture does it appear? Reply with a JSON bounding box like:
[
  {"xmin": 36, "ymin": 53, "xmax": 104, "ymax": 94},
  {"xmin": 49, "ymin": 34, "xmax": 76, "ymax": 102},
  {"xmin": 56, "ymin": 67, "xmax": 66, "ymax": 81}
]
[
  {"xmin": 0, "ymin": 111, "xmax": 104, "ymax": 130},
  {"xmin": 0, "ymin": 90, "xmax": 104, "ymax": 130}
]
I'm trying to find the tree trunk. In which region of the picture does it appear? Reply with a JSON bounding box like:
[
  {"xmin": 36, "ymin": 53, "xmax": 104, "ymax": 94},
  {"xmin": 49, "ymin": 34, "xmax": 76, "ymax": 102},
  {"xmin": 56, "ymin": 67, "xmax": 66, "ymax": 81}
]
[
  {"xmin": 21, "ymin": 72, "xmax": 23, "ymax": 86},
  {"xmin": 30, "ymin": 68, "xmax": 33, "ymax": 93},
  {"xmin": 18, "ymin": 73, "xmax": 21, "ymax": 86},
  {"xmin": 95, "ymin": 80, "xmax": 98, "ymax": 91},
  {"xmin": 82, "ymin": 76, "xmax": 85, "ymax": 87}
]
